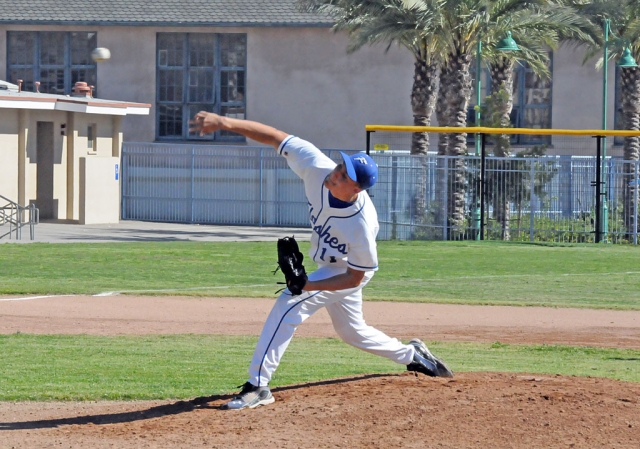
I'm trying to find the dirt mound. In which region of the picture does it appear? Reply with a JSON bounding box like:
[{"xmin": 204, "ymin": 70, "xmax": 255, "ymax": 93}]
[
  {"xmin": 1, "ymin": 295, "xmax": 640, "ymax": 447},
  {"xmin": 1, "ymin": 372, "xmax": 639, "ymax": 448}
]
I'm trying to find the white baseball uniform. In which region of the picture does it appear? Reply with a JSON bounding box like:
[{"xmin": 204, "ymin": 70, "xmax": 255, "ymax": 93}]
[{"xmin": 247, "ymin": 136, "xmax": 415, "ymax": 387}]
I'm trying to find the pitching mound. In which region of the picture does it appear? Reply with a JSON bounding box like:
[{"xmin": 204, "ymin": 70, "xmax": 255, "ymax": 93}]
[
  {"xmin": 1, "ymin": 296, "xmax": 640, "ymax": 447},
  {"xmin": 1, "ymin": 372, "xmax": 639, "ymax": 448}
]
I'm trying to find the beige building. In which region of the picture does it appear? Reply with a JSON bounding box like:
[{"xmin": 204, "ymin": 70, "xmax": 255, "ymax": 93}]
[
  {"xmin": 0, "ymin": 0, "xmax": 616, "ymax": 152},
  {"xmin": 0, "ymin": 79, "xmax": 149, "ymax": 224},
  {"xmin": 0, "ymin": 0, "xmax": 627, "ymax": 227}
]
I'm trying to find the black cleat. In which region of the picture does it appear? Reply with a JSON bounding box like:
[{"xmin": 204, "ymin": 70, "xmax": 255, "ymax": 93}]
[
  {"xmin": 222, "ymin": 382, "xmax": 275, "ymax": 410},
  {"xmin": 407, "ymin": 338, "xmax": 454, "ymax": 378}
]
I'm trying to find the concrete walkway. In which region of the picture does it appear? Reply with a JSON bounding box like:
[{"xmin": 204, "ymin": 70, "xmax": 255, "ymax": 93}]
[{"xmin": 1, "ymin": 220, "xmax": 311, "ymax": 244}]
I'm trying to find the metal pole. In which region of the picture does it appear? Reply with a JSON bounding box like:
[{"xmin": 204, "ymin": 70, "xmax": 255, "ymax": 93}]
[
  {"xmin": 473, "ymin": 39, "xmax": 482, "ymax": 239},
  {"xmin": 259, "ymin": 148, "xmax": 264, "ymax": 227},
  {"xmin": 391, "ymin": 156, "xmax": 398, "ymax": 240},
  {"xmin": 595, "ymin": 137, "xmax": 602, "ymax": 243},
  {"xmin": 480, "ymin": 133, "xmax": 486, "ymax": 240},
  {"xmin": 366, "ymin": 130, "xmax": 372, "ymax": 155},
  {"xmin": 443, "ymin": 157, "xmax": 449, "ymax": 240},
  {"xmin": 602, "ymin": 19, "xmax": 610, "ymax": 240},
  {"xmin": 635, "ymin": 161, "xmax": 639, "ymax": 245},
  {"xmin": 190, "ymin": 146, "xmax": 195, "ymax": 224},
  {"xmin": 121, "ymin": 148, "xmax": 126, "ymax": 220},
  {"xmin": 475, "ymin": 40, "xmax": 482, "ymax": 156},
  {"xmin": 529, "ymin": 161, "xmax": 535, "ymax": 242}
]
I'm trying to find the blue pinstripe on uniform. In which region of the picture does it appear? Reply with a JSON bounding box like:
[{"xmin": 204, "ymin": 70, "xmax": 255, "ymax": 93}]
[{"xmin": 257, "ymin": 290, "xmax": 323, "ymax": 386}]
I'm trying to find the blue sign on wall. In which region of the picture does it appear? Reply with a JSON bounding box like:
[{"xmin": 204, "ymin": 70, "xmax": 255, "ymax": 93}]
[{"xmin": 115, "ymin": 164, "xmax": 119, "ymax": 181}]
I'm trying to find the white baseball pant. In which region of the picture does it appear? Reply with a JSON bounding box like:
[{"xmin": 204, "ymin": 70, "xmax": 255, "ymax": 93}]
[{"xmin": 248, "ymin": 265, "xmax": 415, "ymax": 387}]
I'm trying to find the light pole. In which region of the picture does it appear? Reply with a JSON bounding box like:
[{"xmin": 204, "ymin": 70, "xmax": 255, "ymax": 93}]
[
  {"xmin": 475, "ymin": 38, "xmax": 483, "ymax": 157},
  {"xmin": 601, "ymin": 19, "xmax": 638, "ymax": 241},
  {"xmin": 475, "ymin": 31, "xmax": 519, "ymax": 156},
  {"xmin": 474, "ymin": 31, "xmax": 519, "ymax": 237}
]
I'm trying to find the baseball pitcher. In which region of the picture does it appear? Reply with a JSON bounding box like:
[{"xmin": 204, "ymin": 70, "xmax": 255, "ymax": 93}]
[{"xmin": 189, "ymin": 112, "xmax": 453, "ymax": 410}]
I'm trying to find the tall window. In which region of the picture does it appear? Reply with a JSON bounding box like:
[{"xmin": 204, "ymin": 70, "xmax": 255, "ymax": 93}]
[
  {"xmin": 156, "ymin": 33, "xmax": 246, "ymax": 141},
  {"xmin": 469, "ymin": 56, "xmax": 553, "ymax": 145},
  {"xmin": 7, "ymin": 31, "xmax": 97, "ymax": 95},
  {"xmin": 511, "ymin": 59, "xmax": 553, "ymax": 144},
  {"xmin": 614, "ymin": 67, "xmax": 626, "ymax": 146}
]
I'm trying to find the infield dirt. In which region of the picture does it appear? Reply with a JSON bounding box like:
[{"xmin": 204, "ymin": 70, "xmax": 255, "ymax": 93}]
[{"xmin": 1, "ymin": 295, "xmax": 639, "ymax": 448}]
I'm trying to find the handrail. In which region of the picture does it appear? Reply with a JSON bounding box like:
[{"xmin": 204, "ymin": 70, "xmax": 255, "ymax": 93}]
[
  {"xmin": 365, "ymin": 124, "xmax": 640, "ymax": 137},
  {"xmin": 0, "ymin": 195, "xmax": 39, "ymax": 240}
]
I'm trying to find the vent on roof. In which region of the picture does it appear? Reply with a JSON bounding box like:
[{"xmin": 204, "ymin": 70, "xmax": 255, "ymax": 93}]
[{"xmin": 72, "ymin": 81, "xmax": 93, "ymax": 98}]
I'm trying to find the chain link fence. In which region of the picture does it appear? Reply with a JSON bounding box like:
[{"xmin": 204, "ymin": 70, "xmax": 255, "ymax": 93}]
[{"xmin": 121, "ymin": 139, "xmax": 640, "ymax": 244}]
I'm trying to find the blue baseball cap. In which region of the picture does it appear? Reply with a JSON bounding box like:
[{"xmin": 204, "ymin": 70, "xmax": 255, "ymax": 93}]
[{"xmin": 340, "ymin": 151, "xmax": 378, "ymax": 189}]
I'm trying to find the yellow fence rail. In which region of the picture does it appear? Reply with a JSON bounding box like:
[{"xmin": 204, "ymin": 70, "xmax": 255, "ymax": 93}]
[{"xmin": 365, "ymin": 125, "xmax": 640, "ymax": 137}]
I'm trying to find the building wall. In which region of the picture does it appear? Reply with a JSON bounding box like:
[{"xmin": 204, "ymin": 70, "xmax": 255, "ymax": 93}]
[
  {"xmin": 0, "ymin": 110, "xmax": 19, "ymax": 200},
  {"xmin": 247, "ymin": 27, "xmax": 415, "ymax": 149},
  {"xmin": 0, "ymin": 24, "xmax": 415, "ymax": 149},
  {"xmin": 94, "ymin": 25, "xmax": 416, "ymax": 150},
  {"xmin": 21, "ymin": 110, "xmax": 63, "ymax": 216},
  {"xmin": 97, "ymin": 26, "xmax": 157, "ymax": 143},
  {"xmin": 552, "ymin": 44, "xmax": 608, "ymax": 131},
  {"xmin": 79, "ymin": 156, "xmax": 120, "ymax": 224},
  {"xmin": 0, "ymin": 104, "xmax": 119, "ymax": 221},
  {"xmin": 0, "ymin": 24, "xmax": 613, "ymax": 152}
]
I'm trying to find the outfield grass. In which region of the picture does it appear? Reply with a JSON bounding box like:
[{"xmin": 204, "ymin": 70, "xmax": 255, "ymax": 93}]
[
  {"xmin": 2, "ymin": 240, "xmax": 639, "ymax": 400},
  {"xmin": 1, "ymin": 240, "xmax": 639, "ymax": 309},
  {"xmin": 0, "ymin": 334, "xmax": 638, "ymax": 401}
]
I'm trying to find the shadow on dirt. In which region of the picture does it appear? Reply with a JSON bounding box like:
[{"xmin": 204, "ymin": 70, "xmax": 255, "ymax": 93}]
[{"xmin": 0, "ymin": 373, "xmax": 394, "ymax": 430}]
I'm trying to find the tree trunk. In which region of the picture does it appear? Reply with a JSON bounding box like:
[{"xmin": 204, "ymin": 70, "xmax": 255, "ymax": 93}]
[
  {"xmin": 620, "ymin": 66, "xmax": 640, "ymax": 240},
  {"xmin": 443, "ymin": 50, "xmax": 473, "ymax": 232},
  {"xmin": 435, "ymin": 62, "xmax": 452, "ymax": 155},
  {"xmin": 434, "ymin": 60, "xmax": 453, "ymax": 237},
  {"xmin": 489, "ymin": 57, "xmax": 516, "ymax": 241},
  {"xmin": 489, "ymin": 57, "xmax": 516, "ymax": 157},
  {"xmin": 410, "ymin": 57, "xmax": 439, "ymax": 232},
  {"xmin": 410, "ymin": 57, "xmax": 439, "ymax": 155}
]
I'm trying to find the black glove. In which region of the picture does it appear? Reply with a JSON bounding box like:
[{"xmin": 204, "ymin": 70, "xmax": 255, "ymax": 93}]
[{"xmin": 275, "ymin": 236, "xmax": 308, "ymax": 295}]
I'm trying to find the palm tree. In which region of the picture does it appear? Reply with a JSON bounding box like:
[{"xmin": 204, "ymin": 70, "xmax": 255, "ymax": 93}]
[
  {"xmin": 299, "ymin": 0, "xmax": 450, "ymax": 232},
  {"xmin": 432, "ymin": 0, "xmax": 595, "ymax": 236},
  {"xmin": 486, "ymin": 1, "xmax": 597, "ymax": 144},
  {"xmin": 430, "ymin": 0, "xmax": 487, "ymax": 235},
  {"xmin": 573, "ymin": 0, "xmax": 640, "ymax": 238},
  {"xmin": 298, "ymin": 0, "xmax": 446, "ymax": 155},
  {"xmin": 480, "ymin": 0, "xmax": 597, "ymax": 240}
]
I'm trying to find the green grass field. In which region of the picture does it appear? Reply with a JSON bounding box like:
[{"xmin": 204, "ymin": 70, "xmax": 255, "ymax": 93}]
[
  {"xmin": 1, "ymin": 240, "xmax": 639, "ymax": 400},
  {"xmin": 1, "ymin": 335, "xmax": 638, "ymax": 401},
  {"xmin": 1, "ymin": 240, "xmax": 640, "ymax": 309}
]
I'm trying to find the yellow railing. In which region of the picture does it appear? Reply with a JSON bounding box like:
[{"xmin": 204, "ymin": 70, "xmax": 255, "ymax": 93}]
[{"xmin": 365, "ymin": 125, "xmax": 640, "ymax": 137}]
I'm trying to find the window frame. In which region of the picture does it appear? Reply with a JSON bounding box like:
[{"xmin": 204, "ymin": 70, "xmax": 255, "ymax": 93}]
[
  {"xmin": 614, "ymin": 66, "xmax": 624, "ymax": 146},
  {"xmin": 511, "ymin": 58, "xmax": 553, "ymax": 145},
  {"xmin": 6, "ymin": 31, "xmax": 97, "ymax": 96},
  {"xmin": 468, "ymin": 54, "xmax": 553, "ymax": 146},
  {"xmin": 155, "ymin": 32, "xmax": 247, "ymax": 142},
  {"xmin": 87, "ymin": 123, "xmax": 97, "ymax": 154}
]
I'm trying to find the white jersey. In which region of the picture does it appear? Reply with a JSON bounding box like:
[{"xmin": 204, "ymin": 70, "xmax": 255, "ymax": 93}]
[
  {"xmin": 278, "ymin": 136, "xmax": 379, "ymax": 272},
  {"xmin": 245, "ymin": 135, "xmax": 417, "ymax": 389}
]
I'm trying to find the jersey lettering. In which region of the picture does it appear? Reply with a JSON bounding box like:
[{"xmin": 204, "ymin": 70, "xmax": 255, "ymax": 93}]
[
  {"xmin": 320, "ymin": 247, "xmax": 327, "ymax": 261},
  {"xmin": 312, "ymin": 224, "xmax": 347, "ymax": 255},
  {"xmin": 309, "ymin": 205, "xmax": 318, "ymax": 225}
]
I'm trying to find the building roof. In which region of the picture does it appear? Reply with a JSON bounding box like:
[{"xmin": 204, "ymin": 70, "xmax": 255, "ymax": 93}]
[
  {"xmin": 0, "ymin": 79, "xmax": 19, "ymax": 93},
  {"xmin": 0, "ymin": 81, "xmax": 151, "ymax": 116},
  {"xmin": 0, "ymin": 0, "xmax": 333, "ymax": 27}
]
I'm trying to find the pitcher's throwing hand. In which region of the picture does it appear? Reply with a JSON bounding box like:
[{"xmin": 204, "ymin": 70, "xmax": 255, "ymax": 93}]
[{"xmin": 188, "ymin": 111, "xmax": 225, "ymax": 135}]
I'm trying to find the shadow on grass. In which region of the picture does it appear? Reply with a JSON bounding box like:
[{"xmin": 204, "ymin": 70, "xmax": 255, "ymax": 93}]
[
  {"xmin": 606, "ymin": 357, "xmax": 640, "ymax": 361},
  {"xmin": 0, "ymin": 373, "xmax": 394, "ymax": 430}
]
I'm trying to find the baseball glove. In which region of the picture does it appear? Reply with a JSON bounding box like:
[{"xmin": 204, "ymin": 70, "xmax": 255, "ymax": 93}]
[{"xmin": 274, "ymin": 236, "xmax": 308, "ymax": 296}]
